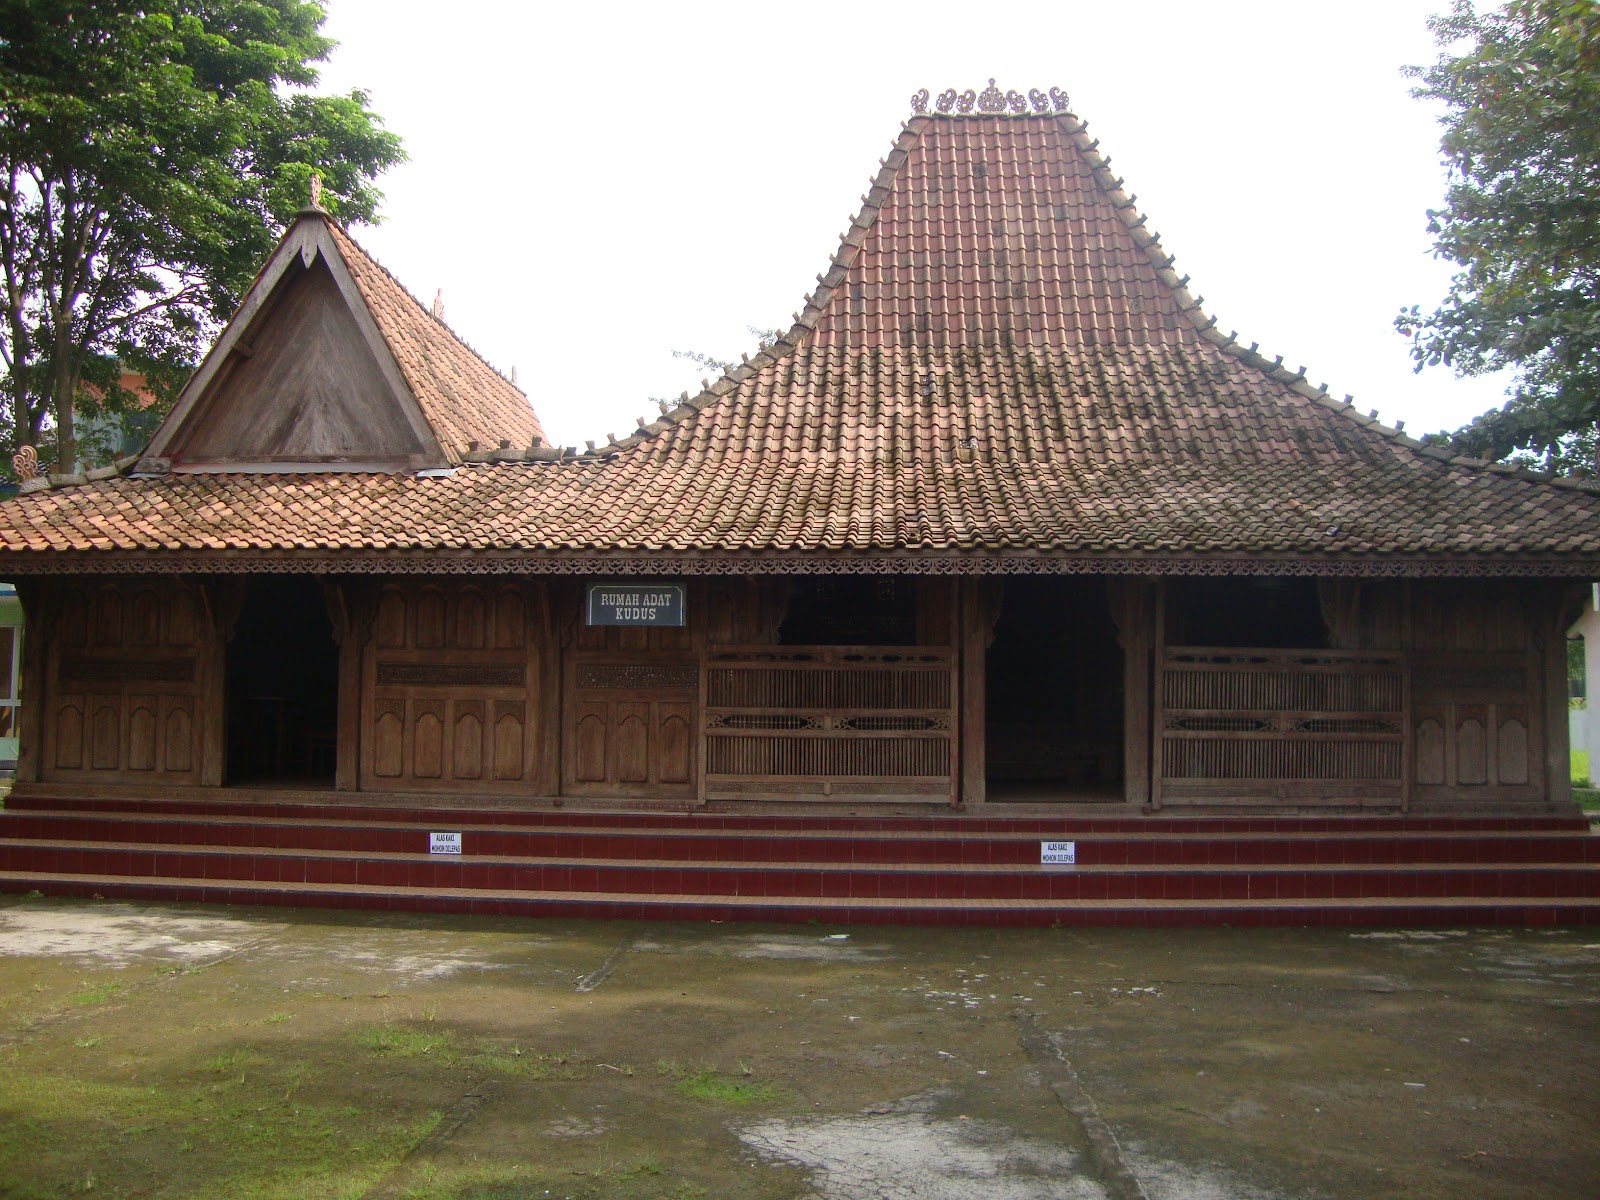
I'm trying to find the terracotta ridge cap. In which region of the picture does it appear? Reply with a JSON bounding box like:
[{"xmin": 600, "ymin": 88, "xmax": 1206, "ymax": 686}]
[{"xmin": 36, "ymin": 454, "xmax": 142, "ymax": 491}]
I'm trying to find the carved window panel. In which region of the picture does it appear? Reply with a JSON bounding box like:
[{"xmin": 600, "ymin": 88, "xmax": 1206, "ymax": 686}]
[
  {"xmin": 90, "ymin": 701, "xmax": 120, "ymax": 770},
  {"xmin": 493, "ymin": 702, "xmax": 526, "ymax": 780},
  {"xmin": 494, "ymin": 590, "xmax": 526, "ymax": 649},
  {"xmin": 574, "ymin": 705, "xmax": 608, "ymax": 783},
  {"xmin": 455, "ymin": 590, "xmax": 487, "ymax": 650},
  {"xmin": 162, "ymin": 698, "xmax": 194, "ymax": 774},
  {"xmin": 614, "ymin": 705, "xmax": 650, "ymax": 783},
  {"xmin": 91, "ymin": 590, "xmax": 123, "ymax": 649},
  {"xmin": 374, "ymin": 702, "xmax": 404, "ymax": 777},
  {"xmin": 415, "ymin": 590, "xmax": 447, "ymax": 649},
  {"xmin": 412, "ymin": 703, "xmax": 444, "ymax": 778},
  {"xmin": 127, "ymin": 699, "xmax": 158, "ymax": 771},
  {"xmin": 53, "ymin": 699, "xmax": 84, "ymax": 770},
  {"xmin": 167, "ymin": 591, "xmax": 197, "ymax": 646},
  {"xmin": 659, "ymin": 705, "xmax": 692, "ymax": 784},
  {"xmin": 59, "ymin": 594, "xmax": 90, "ymax": 649},
  {"xmin": 1496, "ymin": 713, "xmax": 1529, "ymax": 785},
  {"xmin": 1455, "ymin": 709, "xmax": 1489, "ymax": 785},
  {"xmin": 453, "ymin": 702, "xmax": 485, "ymax": 780},
  {"xmin": 128, "ymin": 592, "xmax": 161, "ymax": 647},
  {"xmin": 375, "ymin": 590, "xmax": 407, "ymax": 648}
]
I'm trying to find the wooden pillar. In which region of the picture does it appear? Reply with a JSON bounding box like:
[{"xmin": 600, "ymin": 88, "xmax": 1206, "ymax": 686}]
[
  {"xmin": 958, "ymin": 578, "xmax": 1001, "ymax": 807},
  {"xmin": 197, "ymin": 578, "xmax": 242, "ymax": 787},
  {"xmin": 1150, "ymin": 579, "xmax": 1166, "ymax": 810},
  {"xmin": 532, "ymin": 580, "xmax": 562, "ymax": 798},
  {"xmin": 1108, "ymin": 577, "xmax": 1157, "ymax": 808},
  {"xmin": 323, "ymin": 579, "xmax": 373, "ymax": 792}
]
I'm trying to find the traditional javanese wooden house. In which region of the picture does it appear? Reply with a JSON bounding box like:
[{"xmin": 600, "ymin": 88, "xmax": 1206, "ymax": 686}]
[{"xmin": 2, "ymin": 83, "xmax": 1598, "ymax": 925}]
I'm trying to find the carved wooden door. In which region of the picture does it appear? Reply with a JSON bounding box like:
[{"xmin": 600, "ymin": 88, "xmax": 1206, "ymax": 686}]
[
  {"xmin": 563, "ymin": 623, "xmax": 697, "ymax": 798},
  {"xmin": 359, "ymin": 581, "xmax": 550, "ymax": 793}
]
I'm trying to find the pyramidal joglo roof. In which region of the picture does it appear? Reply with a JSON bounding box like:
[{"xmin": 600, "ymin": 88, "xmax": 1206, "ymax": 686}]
[{"xmin": 2, "ymin": 83, "xmax": 1598, "ymax": 575}]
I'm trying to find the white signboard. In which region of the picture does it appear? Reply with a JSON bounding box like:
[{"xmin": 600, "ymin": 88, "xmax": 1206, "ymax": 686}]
[
  {"xmin": 429, "ymin": 831, "xmax": 463, "ymax": 855},
  {"xmin": 1040, "ymin": 840, "xmax": 1077, "ymax": 865}
]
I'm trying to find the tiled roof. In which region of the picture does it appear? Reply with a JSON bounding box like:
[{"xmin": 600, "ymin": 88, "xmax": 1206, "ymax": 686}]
[
  {"xmin": 322, "ymin": 218, "xmax": 547, "ymax": 460},
  {"xmin": 4, "ymin": 104, "xmax": 1599, "ymax": 571}
]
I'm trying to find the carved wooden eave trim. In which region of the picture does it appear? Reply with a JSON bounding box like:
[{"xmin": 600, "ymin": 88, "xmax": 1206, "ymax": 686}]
[
  {"xmin": 137, "ymin": 213, "xmax": 449, "ymax": 474},
  {"xmin": 3, "ymin": 549, "xmax": 1597, "ymax": 579}
]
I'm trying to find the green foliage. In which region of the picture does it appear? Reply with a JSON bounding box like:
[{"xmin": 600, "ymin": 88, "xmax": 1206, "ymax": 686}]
[
  {"xmin": 0, "ymin": 0, "xmax": 404, "ymax": 471},
  {"xmin": 1399, "ymin": 1, "xmax": 1600, "ymax": 476}
]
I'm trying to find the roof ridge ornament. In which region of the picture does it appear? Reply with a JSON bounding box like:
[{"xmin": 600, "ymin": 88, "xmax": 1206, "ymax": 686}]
[
  {"xmin": 916, "ymin": 83, "xmax": 1070, "ymax": 116},
  {"xmin": 12, "ymin": 445, "xmax": 47, "ymax": 493}
]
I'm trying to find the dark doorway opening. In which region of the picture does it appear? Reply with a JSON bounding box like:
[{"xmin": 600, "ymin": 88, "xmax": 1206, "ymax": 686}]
[
  {"xmin": 986, "ymin": 577, "xmax": 1123, "ymax": 801},
  {"xmin": 226, "ymin": 576, "xmax": 339, "ymax": 785}
]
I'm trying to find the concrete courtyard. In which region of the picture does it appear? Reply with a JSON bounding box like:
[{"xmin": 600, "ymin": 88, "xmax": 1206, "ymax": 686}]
[{"xmin": 0, "ymin": 895, "xmax": 1595, "ymax": 1199}]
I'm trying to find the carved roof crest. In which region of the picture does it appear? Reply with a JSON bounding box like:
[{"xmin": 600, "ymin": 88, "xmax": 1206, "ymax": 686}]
[{"xmin": 910, "ymin": 82, "xmax": 1069, "ymax": 115}]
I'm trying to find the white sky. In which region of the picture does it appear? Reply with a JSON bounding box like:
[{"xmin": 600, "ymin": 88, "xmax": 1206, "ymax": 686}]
[{"xmin": 314, "ymin": 0, "xmax": 1506, "ymax": 450}]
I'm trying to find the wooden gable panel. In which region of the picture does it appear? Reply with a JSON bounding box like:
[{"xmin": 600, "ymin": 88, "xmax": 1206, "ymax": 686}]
[{"xmin": 167, "ymin": 259, "xmax": 431, "ymax": 466}]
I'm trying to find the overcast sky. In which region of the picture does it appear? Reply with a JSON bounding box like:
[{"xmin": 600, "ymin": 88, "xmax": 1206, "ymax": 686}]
[{"xmin": 313, "ymin": 0, "xmax": 1505, "ymax": 450}]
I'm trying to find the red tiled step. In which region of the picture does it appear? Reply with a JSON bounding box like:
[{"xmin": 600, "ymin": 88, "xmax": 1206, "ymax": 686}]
[
  {"xmin": 4, "ymin": 809, "xmax": 1595, "ymax": 868},
  {"xmin": 3, "ymin": 839, "xmax": 1597, "ymax": 903},
  {"xmin": 2, "ymin": 869, "xmax": 1597, "ymax": 929}
]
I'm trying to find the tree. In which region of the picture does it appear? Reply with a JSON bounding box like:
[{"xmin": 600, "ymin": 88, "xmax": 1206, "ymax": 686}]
[
  {"xmin": 0, "ymin": 0, "xmax": 403, "ymax": 472},
  {"xmin": 1399, "ymin": 0, "xmax": 1600, "ymax": 476}
]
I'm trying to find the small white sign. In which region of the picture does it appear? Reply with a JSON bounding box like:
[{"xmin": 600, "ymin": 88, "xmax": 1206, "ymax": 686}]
[
  {"xmin": 429, "ymin": 831, "xmax": 462, "ymax": 855},
  {"xmin": 1041, "ymin": 840, "xmax": 1077, "ymax": 865}
]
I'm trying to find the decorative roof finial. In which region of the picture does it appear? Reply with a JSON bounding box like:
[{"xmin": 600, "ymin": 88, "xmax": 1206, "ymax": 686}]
[
  {"xmin": 308, "ymin": 172, "xmax": 324, "ymax": 210},
  {"xmin": 12, "ymin": 445, "xmax": 46, "ymax": 493},
  {"xmin": 921, "ymin": 83, "xmax": 1070, "ymax": 116},
  {"xmin": 431, "ymin": 289, "xmax": 444, "ymax": 320}
]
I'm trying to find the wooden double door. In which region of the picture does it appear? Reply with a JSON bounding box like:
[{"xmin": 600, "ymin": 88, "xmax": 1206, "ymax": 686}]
[{"xmin": 562, "ymin": 623, "xmax": 697, "ymax": 798}]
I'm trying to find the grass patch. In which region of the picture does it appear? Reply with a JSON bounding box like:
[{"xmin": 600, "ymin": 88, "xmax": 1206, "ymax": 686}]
[
  {"xmin": 353, "ymin": 1024, "xmax": 449, "ymax": 1058},
  {"xmin": 662, "ymin": 1061, "xmax": 778, "ymax": 1106},
  {"xmin": 353, "ymin": 1023, "xmax": 597, "ymax": 1079},
  {"xmin": 1574, "ymin": 749, "xmax": 1590, "ymax": 787},
  {"xmin": 0, "ymin": 1068, "xmax": 434, "ymax": 1200},
  {"xmin": 67, "ymin": 980, "xmax": 126, "ymax": 1007}
]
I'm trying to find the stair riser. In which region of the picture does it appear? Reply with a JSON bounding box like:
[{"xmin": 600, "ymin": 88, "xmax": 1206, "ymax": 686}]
[
  {"xmin": 3, "ymin": 877, "xmax": 1597, "ymax": 929},
  {"xmin": 5, "ymin": 817, "xmax": 1594, "ymax": 867},
  {"xmin": 2, "ymin": 845, "xmax": 1593, "ymax": 902},
  {"xmin": 5, "ymin": 795, "xmax": 1587, "ymax": 835}
]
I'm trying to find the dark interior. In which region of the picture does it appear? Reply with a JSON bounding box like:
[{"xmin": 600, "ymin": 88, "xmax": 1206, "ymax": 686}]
[
  {"xmin": 226, "ymin": 576, "xmax": 339, "ymax": 784},
  {"xmin": 986, "ymin": 577, "xmax": 1123, "ymax": 798},
  {"xmin": 779, "ymin": 577, "xmax": 918, "ymax": 646},
  {"xmin": 1164, "ymin": 577, "xmax": 1330, "ymax": 649}
]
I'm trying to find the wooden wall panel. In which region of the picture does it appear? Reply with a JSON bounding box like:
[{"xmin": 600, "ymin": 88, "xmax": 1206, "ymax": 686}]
[
  {"xmin": 1408, "ymin": 582, "xmax": 1552, "ymax": 808},
  {"xmin": 30, "ymin": 578, "xmax": 219, "ymax": 786},
  {"xmin": 357, "ymin": 580, "xmax": 551, "ymax": 794}
]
